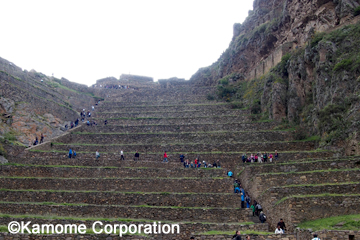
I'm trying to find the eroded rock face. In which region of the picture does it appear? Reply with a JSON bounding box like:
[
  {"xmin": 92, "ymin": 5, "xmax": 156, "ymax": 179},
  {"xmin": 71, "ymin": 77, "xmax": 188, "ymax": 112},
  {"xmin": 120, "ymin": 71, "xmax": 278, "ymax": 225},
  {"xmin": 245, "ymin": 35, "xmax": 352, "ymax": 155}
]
[
  {"xmin": 0, "ymin": 97, "xmax": 15, "ymax": 115},
  {"xmin": 190, "ymin": 0, "xmax": 359, "ymax": 86}
]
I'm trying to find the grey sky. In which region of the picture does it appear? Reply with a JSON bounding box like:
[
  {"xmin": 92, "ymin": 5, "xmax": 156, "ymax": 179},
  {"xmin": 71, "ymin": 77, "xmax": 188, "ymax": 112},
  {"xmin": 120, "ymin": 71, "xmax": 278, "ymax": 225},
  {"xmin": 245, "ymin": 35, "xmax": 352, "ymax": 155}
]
[{"xmin": 0, "ymin": 0, "xmax": 253, "ymax": 85}]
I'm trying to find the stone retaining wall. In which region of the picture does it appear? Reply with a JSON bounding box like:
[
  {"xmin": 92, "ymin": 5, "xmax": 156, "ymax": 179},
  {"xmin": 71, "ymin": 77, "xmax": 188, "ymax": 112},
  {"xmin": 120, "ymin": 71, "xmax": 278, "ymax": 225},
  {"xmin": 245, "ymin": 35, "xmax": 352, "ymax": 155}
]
[
  {"xmin": 0, "ymin": 165, "xmax": 226, "ymax": 179},
  {"xmin": 241, "ymin": 169, "xmax": 360, "ymax": 200},
  {"xmin": 39, "ymin": 141, "xmax": 317, "ymax": 153},
  {"xmin": 58, "ymin": 131, "xmax": 291, "ymax": 145},
  {"xmin": 95, "ymin": 109, "xmax": 246, "ymax": 118},
  {"xmin": 0, "ymin": 190, "xmax": 239, "ymax": 208},
  {"xmin": 75, "ymin": 122, "xmax": 278, "ymax": 132},
  {"xmin": 267, "ymin": 196, "xmax": 360, "ymax": 232},
  {"xmin": 98, "ymin": 104, "xmax": 235, "ymax": 112},
  {"xmin": 0, "ymin": 203, "xmax": 250, "ymax": 223},
  {"xmin": 0, "ymin": 178, "xmax": 233, "ymax": 193},
  {"xmin": 96, "ymin": 115, "xmax": 250, "ymax": 125},
  {"xmin": 0, "ymin": 217, "xmax": 268, "ymax": 235}
]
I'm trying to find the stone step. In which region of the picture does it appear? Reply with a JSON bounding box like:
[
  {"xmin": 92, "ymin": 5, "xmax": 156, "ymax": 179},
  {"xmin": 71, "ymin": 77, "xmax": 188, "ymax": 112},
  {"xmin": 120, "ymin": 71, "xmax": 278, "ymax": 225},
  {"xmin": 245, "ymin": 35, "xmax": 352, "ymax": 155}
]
[
  {"xmin": 17, "ymin": 151, "xmax": 335, "ymax": 167},
  {"xmin": 93, "ymin": 115, "xmax": 251, "ymax": 125},
  {"xmin": 0, "ymin": 216, "xmax": 268, "ymax": 236},
  {"xmin": 75, "ymin": 122, "xmax": 277, "ymax": 132},
  {"xmin": 0, "ymin": 202, "xmax": 251, "ymax": 223},
  {"xmin": 0, "ymin": 164, "xmax": 226, "ymax": 179},
  {"xmin": 59, "ymin": 131, "xmax": 292, "ymax": 145},
  {"xmin": 0, "ymin": 177, "xmax": 232, "ymax": 193},
  {"xmin": 39, "ymin": 140, "xmax": 318, "ymax": 153},
  {"xmin": 0, "ymin": 189, "xmax": 238, "ymax": 208}
]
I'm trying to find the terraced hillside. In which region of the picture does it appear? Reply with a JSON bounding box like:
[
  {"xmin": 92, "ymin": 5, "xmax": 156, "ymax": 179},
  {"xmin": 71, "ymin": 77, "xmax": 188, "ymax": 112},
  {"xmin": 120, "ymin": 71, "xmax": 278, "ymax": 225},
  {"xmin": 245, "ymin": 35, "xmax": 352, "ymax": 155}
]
[{"xmin": 2, "ymin": 85, "xmax": 355, "ymax": 239}]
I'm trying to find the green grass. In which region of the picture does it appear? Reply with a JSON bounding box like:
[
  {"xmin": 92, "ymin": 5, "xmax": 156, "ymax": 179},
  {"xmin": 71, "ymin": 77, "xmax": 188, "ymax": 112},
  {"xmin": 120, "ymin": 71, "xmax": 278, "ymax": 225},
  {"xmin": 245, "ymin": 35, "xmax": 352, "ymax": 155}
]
[
  {"xmin": 0, "ymin": 176, "xmax": 225, "ymax": 180},
  {"xmin": 72, "ymin": 129, "xmax": 294, "ymax": 135},
  {"xmin": 50, "ymin": 139, "xmax": 319, "ymax": 147},
  {"xmin": 298, "ymin": 214, "xmax": 360, "ymax": 231},
  {"xmin": 28, "ymin": 149, "xmax": 334, "ymax": 155},
  {"xmin": 94, "ymin": 115, "xmax": 245, "ymax": 120},
  {"xmin": 100, "ymin": 102, "xmax": 232, "ymax": 108},
  {"xmin": 275, "ymin": 193, "xmax": 360, "ymax": 205}
]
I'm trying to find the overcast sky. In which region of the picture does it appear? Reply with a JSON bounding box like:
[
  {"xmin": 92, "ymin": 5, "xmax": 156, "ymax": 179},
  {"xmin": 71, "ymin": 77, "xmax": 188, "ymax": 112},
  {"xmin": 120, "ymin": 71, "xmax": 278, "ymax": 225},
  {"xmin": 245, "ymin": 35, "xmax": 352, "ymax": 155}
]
[{"xmin": 0, "ymin": 0, "xmax": 253, "ymax": 86}]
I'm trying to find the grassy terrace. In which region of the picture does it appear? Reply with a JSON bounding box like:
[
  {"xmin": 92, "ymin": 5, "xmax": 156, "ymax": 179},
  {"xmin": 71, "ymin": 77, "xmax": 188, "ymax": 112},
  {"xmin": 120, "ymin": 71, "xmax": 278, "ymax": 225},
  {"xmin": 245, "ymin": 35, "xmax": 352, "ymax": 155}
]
[
  {"xmin": 72, "ymin": 129, "xmax": 293, "ymax": 135},
  {"xmin": 93, "ymin": 115, "xmax": 247, "ymax": 120},
  {"xmin": 99, "ymin": 102, "xmax": 237, "ymax": 108},
  {"xmin": 50, "ymin": 139, "xmax": 318, "ymax": 146},
  {"xmin": 0, "ymin": 201, "xmax": 238, "ymax": 210},
  {"xmin": 96, "ymin": 109, "xmax": 242, "ymax": 114},
  {"xmin": 28, "ymin": 149, "xmax": 333, "ymax": 154},
  {"xmin": 246, "ymin": 156, "xmax": 360, "ymax": 167},
  {"xmin": 275, "ymin": 193, "xmax": 360, "ymax": 205},
  {"xmin": 298, "ymin": 214, "xmax": 360, "ymax": 231},
  {"xmin": 0, "ymin": 188, "xmax": 232, "ymax": 195},
  {"xmin": 258, "ymin": 168, "xmax": 360, "ymax": 176},
  {"xmin": 0, "ymin": 176, "xmax": 225, "ymax": 180}
]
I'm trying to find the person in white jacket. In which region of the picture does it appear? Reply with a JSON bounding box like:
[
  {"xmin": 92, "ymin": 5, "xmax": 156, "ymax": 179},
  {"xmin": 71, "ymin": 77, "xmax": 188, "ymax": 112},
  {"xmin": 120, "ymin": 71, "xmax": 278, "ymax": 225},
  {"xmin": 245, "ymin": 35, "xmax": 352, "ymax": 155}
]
[{"xmin": 274, "ymin": 225, "xmax": 284, "ymax": 234}]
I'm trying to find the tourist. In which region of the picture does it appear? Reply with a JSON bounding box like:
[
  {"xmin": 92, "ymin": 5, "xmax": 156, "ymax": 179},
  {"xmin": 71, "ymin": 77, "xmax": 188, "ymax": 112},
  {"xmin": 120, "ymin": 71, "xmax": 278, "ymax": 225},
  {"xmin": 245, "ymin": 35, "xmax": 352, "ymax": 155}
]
[
  {"xmin": 232, "ymin": 230, "xmax": 242, "ymax": 240},
  {"xmin": 259, "ymin": 211, "xmax": 266, "ymax": 223},
  {"xmin": 245, "ymin": 193, "xmax": 251, "ymax": 208},
  {"xmin": 278, "ymin": 219, "xmax": 286, "ymax": 233},
  {"xmin": 216, "ymin": 160, "xmax": 221, "ymax": 168},
  {"xmin": 96, "ymin": 150, "xmax": 100, "ymax": 160},
  {"xmin": 274, "ymin": 225, "xmax": 284, "ymax": 234},
  {"xmin": 92, "ymin": 106, "xmax": 94, "ymax": 111},
  {"xmin": 240, "ymin": 187, "xmax": 245, "ymax": 208},
  {"xmin": 194, "ymin": 158, "xmax": 198, "ymax": 167},
  {"xmin": 190, "ymin": 161, "xmax": 195, "ymax": 168},
  {"xmin": 120, "ymin": 150, "xmax": 125, "ymax": 160},
  {"xmin": 250, "ymin": 202, "xmax": 255, "ymax": 216},
  {"xmin": 104, "ymin": 120, "xmax": 108, "ymax": 125},
  {"xmin": 234, "ymin": 180, "xmax": 240, "ymax": 193},
  {"xmin": 73, "ymin": 150, "xmax": 76, "ymax": 158},
  {"xmin": 87, "ymin": 120, "xmax": 90, "ymax": 126},
  {"xmin": 213, "ymin": 161, "xmax": 217, "ymax": 168},
  {"xmin": 134, "ymin": 151, "xmax": 139, "ymax": 161},
  {"xmin": 179, "ymin": 154, "xmax": 184, "ymax": 162},
  {"xmin": 312, "ymin": 234, "xmax": 321, "ymax": 240},
  {"xmin": 163, "ymin": 151, "xmax": 168, "ymax": 162},
  {"xmin": 245, "ymin": 236, "xmax": 251, "ymax": 240},
  {"xmin": 254, "ymin": 154, "xmax": 258, "ymax": 162},
  {"xmin": 242, "ymin": 153, "xmax": 247, "ymax": 163},
  {"xmin": 227, "ymin": 171, "xmax": 233, "ymax": 177},
  {"xmin": 68, "ymin": 149, "xmax": 72, "ymax": 158},
  {"xmin": 269, "ymin": 153, "xmax": 273, "ymax": 162},
  {"xmin": 255, "ymin": 203, "xmax": 262, "ymax": 216},
  {"xmin": 275, "ymin": 150, "xmax": 279, "ymax": 161},
  {"xmin": 203, "ymin": 161, "xmax": 207, "ymax": 168},
  {"xmin": 263, "ymin": 152, "xmax": 268, "ymax": 162},
  {"xmin": 40, "ymin": 133, "xmax": 44, "ymax": 144},
  {"xmin": 33, "ymin": 137, "xmax": 38, "ymax": 146}
]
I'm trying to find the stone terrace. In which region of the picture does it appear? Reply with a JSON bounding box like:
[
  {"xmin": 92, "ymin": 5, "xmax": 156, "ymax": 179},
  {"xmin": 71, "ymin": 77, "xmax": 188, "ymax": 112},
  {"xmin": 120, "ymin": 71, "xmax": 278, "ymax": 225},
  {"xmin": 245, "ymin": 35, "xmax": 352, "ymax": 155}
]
[{"xmin": 1, "ymin": 85, "xmax": 343, "ymax": 239}]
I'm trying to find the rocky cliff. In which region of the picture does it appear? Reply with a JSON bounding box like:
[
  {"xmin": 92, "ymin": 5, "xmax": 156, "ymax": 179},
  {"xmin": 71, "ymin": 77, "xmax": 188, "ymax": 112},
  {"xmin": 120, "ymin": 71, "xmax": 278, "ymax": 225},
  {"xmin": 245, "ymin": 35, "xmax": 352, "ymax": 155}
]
[
  {"xmin": 0, "ymin": 57, "xmax": 97, "ymax": 148},
  {"xmin": 190, "ymin": 0, "xmax": 360, "ymax": 153}
]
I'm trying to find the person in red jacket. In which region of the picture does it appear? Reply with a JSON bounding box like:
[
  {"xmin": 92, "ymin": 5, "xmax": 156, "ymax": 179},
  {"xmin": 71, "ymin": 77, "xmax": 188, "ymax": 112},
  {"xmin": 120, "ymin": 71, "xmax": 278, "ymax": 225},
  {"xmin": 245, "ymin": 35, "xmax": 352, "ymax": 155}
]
[{"xmin": 163, "ymin": 151, "xmax": 168, "ymax": 162}]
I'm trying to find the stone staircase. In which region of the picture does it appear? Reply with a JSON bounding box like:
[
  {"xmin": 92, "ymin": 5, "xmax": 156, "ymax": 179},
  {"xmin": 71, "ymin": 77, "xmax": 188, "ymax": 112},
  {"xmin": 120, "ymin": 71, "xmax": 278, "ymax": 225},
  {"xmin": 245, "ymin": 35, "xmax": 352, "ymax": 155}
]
[{"xmin": 0, "ymin": 85, "xmax": 346, "ymax": 239}]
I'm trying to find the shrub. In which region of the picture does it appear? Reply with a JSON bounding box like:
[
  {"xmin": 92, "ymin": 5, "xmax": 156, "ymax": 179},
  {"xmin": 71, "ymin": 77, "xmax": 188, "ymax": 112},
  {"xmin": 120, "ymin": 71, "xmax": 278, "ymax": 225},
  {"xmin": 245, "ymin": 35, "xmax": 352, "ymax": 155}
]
[
  {"xmin": 4, "ymin": 131, "xmax": 16, "ymax": 142},
  {"xmin": 206, "ymin": 94, "xmax": 215, "ymax": 101},
  {"xmin": 292, "ymin": 126, "xmax": 308, "ymax": 140},
  {"xmin": 0, "ymin": 143, "xmax": 6, "ymax": 157},
  {"xmin": 354, "ymin": 6, "xmax": 360, "ymax": 16},
  {"xmin": 250, "ymin": 100, "xmax": 261, "ymax": 114},
  {"xmin": 333, "ymin": 59, "xmax": 352, "ymax": 72},
  {"xmin": 230, "ymin": 102, "xmax": 244, "ymax": 109}
]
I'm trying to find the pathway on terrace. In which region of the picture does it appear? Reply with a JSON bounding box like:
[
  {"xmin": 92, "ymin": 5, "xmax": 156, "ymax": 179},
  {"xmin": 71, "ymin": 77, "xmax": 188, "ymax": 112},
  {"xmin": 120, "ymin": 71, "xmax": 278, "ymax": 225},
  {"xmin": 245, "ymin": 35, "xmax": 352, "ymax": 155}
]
[{"xmin": 2, "ymin": 85, "xmax": 351, "ymax": 239}]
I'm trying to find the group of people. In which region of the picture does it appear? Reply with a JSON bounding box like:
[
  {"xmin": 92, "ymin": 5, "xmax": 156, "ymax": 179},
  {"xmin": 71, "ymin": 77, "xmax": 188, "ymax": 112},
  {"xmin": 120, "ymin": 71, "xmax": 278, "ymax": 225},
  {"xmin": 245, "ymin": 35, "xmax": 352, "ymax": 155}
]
[
  {"xmin": 241, "ymin": 151, "xmax": 279, "ymax": 163},
  {"xmin": 32, "ymin": 133, "xmax": 44, "ymax": 146},
  {"xmin": 68, "ymin": 148, "xmax": 77, "ymax": 158}
]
